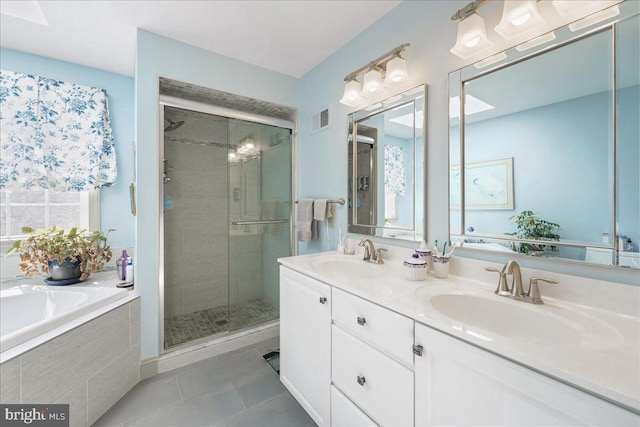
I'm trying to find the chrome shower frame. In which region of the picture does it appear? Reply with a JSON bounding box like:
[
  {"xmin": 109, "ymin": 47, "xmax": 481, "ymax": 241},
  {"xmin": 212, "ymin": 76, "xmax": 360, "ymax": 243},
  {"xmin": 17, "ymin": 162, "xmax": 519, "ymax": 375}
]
[{"xmin": 158, "ymin": 95, "xmax": 296, "ymax": 357}]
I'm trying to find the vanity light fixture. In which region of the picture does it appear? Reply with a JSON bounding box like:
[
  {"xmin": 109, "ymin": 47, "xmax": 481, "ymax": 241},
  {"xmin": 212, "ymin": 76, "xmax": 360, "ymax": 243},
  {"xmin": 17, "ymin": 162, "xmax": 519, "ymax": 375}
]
[
  {"xmin": 384, "ymin": 54, "xmax": 409, "ymax": 87},
  {"xmin": 494, "ymin": 0, "xmax": 546, "ymax": 41},
  {"xmin": 362, "ymin": 66, "xmax": 384, "ymax": 96},
  {"xmin": 450, "ymin": 1, "xmax": 494, "ymax": 59},
  {"xmin": 339, "ymin": 43, "xmax": 410, "ymax": 107},
  {"xmin": 340, "ymin": 78, "xmax": 364, "ymax": 106},
  {"xmin": 450, "ymin": 0, "xmax": 620, "ymax": 59}
]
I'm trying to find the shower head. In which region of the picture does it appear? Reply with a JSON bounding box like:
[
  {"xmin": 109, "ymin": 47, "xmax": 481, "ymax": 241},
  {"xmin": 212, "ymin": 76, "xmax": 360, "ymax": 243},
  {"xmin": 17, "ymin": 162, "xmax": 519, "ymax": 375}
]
[{"xmin": 164, "ymin": 117, "xmax": 185, "ymax": 132}]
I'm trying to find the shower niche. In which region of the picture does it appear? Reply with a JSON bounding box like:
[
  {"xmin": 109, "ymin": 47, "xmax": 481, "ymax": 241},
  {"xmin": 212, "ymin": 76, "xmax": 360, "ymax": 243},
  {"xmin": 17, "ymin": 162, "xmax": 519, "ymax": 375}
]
[{"xmin": 161, "ymin": 104, "xmax": 292, "ymax": 350}]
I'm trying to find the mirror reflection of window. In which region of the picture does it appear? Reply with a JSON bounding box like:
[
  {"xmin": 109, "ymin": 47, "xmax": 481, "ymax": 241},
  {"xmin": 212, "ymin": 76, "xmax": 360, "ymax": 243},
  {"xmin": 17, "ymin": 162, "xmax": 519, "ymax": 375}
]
[{"xmin": 384, "ymin": 144, "xmax": 406, "ymax": 224}]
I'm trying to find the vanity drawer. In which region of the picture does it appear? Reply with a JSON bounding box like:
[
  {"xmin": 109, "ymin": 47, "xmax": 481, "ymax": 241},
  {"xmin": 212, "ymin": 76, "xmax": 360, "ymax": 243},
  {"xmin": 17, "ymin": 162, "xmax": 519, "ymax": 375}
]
[
  {"xmin": 332, "ymin": 325, "xmax": 413, "ymax": 426},
  {"xmin": 331, "ymin": 386, "xmax": 377, "ymax": 427},
  {"xmin": 332, "ymin": 287, "xmax": 414, "ymax": 366}
]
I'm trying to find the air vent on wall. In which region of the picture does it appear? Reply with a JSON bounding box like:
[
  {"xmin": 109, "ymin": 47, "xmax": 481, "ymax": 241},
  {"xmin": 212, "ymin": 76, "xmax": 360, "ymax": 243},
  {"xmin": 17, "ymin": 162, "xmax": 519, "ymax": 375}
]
[{"xmin": 311, "ymin": 106, "xmax": 330, "ymax": 134}]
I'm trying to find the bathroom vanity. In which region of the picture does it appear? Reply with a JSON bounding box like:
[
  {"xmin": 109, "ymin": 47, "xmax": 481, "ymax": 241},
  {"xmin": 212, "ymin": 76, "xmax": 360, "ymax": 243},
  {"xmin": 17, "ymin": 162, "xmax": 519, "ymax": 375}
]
[{"xmin": 278, "ymin": 250, "xmax": 639, "ymax": 426}]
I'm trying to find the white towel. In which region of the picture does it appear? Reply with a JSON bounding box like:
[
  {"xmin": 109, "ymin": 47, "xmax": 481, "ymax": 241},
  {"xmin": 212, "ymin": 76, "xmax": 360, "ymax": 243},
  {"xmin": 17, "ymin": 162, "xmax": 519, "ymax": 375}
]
[
  {"xmin": 296, "ymin": 199, "xmax": 314, "ymax": 242},
  {"xmin": 313, "ymin": 199, "xmax": 333, "ymax": 221}
]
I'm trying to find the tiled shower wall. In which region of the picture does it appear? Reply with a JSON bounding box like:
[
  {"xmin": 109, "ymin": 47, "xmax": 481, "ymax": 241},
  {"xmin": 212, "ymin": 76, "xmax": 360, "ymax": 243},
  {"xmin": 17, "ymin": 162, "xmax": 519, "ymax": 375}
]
[{"xmin": 163, "ymin": 108, "xmax": 229, "ymax": 318}]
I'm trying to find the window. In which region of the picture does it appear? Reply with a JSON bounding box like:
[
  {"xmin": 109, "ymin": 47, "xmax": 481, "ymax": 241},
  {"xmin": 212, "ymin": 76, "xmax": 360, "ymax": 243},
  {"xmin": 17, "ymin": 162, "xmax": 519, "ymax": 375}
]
[
  {"xmin": 0, "ymin": 189, "xmax": 99, "ymax": 278},
  {"xmin": 1, "ymin": 189, "xmax": 99, "ymax": 240}
]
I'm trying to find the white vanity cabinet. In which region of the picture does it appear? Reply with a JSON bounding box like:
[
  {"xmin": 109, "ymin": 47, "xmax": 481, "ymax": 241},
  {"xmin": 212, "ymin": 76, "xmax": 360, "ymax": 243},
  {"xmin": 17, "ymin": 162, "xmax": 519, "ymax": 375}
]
[
  {"xmin": 414, "ymin": 322, "xmax": 639, "ymax": 426},
  {"xmin": 280, "ymin": 267, "xmax": 332, "ymax": 426},
  {"xmin": 331, "ymin": 288, "xmax": 414, "ymax": 426}
]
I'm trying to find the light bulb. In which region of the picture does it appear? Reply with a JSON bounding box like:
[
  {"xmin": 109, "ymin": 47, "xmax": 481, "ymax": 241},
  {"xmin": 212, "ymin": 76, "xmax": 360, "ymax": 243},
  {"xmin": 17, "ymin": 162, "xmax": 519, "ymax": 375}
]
[
  {"xmin": 384, "ymin": 55, "xmax": 409, "ymax": 87},
  {"xmin": 511, "ymin": 12, "xmax": 531, "ymax": 26},
  {"xmin": 450, "ymin": 13, "xmax": 494, "ymax": 59},
  {"xmin": 465, "ymin": 36, "xmax": 481, "ymax": 48},
  {"xmin": 495, "ymin": 1, "xmax": 545, "ymax": 41},
  {"xmin": 363, "ymin": 68, "xmax": 383, "ymax": 96},
  {"xmin": 339, "ymin": 79, "xmax": 363, "ymax": 106}
]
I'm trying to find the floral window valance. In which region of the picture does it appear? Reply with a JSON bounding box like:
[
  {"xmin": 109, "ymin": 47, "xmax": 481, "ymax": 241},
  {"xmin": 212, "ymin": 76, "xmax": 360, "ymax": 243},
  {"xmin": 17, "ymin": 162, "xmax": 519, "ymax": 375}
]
[
  {"xmin": 384, "ymin": 144, "xmax": 406, "ymax": 197},
  {"xmin": 0, "ymin": 69, "xmax": 117, "ymax": 191}
]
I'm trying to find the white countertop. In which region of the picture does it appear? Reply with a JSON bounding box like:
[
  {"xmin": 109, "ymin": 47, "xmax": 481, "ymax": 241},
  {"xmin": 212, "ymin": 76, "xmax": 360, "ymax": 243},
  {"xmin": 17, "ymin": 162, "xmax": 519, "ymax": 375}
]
[{"xmin": 278, "ymin": 250, "xmax": 640, "ymax": 413}]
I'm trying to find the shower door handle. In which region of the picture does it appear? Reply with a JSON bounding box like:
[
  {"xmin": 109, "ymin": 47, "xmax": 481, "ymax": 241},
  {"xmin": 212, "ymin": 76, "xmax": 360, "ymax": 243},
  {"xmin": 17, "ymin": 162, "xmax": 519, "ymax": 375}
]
[{"xmin": 231, "ymin": 219, "xmax": 289, "ymax": 225}]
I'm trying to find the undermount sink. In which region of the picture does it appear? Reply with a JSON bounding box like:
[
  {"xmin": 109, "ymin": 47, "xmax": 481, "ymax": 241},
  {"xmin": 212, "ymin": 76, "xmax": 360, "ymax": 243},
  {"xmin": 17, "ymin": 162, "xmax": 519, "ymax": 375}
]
[
  {"xmin": 309, "ymin": 255, "xmax": 384, "ymax": 279},
  {"xmin": 418, "ymin": 289, "xmax": 624, "ymax": 350}
]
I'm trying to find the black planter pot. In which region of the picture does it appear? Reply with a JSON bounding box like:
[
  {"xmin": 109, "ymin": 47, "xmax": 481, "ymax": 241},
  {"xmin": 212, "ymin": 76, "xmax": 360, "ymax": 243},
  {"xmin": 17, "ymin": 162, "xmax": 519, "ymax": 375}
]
[{"xmin": 48, "ymin": 257, "xmax": 82, "ymax": 281}]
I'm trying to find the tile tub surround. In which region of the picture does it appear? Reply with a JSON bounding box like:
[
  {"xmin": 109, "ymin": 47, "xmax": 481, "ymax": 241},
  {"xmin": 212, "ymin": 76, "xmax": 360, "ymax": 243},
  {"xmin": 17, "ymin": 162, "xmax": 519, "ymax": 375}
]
[
  {"xmin": 1, "ymin": 285, "xmax": 129, "ymax": 352},
  {"xmin": 0, "ymin": 298, "xmax": 141, "ymax": 427},
  {"xmin": 278, "ymin": 248, "xmax": 640, "ymax": 413},
  {"xmin": 93, "ymin": 337, "xmax": 315, "ymax": 427}
]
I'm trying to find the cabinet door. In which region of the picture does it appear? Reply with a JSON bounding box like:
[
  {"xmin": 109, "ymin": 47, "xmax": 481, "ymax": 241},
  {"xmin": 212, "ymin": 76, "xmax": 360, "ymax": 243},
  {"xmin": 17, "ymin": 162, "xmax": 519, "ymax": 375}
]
[
  {"xmin": 414, "ymin": 323, "xmax": 639, "ymax": 426},
  {"xmin": 331, "ymin": 386, "xmax": 377, "ymax": 427},
  {"xmin": 280, "ymin": 267, "xmax": 331, "ymax": 426},
  {"xmin": 332, "ymin": 325, "xmax": 414, "ymax": 426}
]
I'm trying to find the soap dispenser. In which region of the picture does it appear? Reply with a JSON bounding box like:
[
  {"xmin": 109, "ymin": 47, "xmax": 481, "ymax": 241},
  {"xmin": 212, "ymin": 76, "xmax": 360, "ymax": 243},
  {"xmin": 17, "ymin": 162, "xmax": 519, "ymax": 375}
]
[{"xmin": 116, "ymin": 250, "xmax": 128, "ymax": 280}]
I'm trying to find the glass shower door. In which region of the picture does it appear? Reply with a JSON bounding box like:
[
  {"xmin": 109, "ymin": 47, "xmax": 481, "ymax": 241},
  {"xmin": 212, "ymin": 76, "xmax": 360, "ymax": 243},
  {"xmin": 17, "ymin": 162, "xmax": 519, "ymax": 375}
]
[{"xmin": 227, "ymin": 118, "xmax": 292, "ymax": 331}]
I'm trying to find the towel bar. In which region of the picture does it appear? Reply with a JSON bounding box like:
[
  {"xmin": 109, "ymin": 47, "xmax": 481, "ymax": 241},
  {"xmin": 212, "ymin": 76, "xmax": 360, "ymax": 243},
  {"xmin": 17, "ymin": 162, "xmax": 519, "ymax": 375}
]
[
  {"xmin": 232, "ymin": 219, "xmax": 289, "ymax": 225},
  {"xmin": 294, "ymin": 198, "xmax": 345, "ymax": 205}
]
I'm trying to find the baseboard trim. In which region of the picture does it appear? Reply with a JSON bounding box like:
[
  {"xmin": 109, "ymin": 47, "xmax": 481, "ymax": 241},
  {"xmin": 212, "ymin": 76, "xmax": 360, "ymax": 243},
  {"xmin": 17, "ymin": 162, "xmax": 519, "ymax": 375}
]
[{"xmin": 139, "ymin": 356, "xmax": 158, "ymax": 380}]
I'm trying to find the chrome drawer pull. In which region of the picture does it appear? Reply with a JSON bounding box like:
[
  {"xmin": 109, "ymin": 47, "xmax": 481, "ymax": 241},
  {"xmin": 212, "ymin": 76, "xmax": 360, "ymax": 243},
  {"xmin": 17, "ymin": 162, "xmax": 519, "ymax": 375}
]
[
  {"xmin": 357, "ymin": 316, "xmax": 366, "ymax": 326},
  {"xmin": 319, "ymin": 297, "xmax": 327, "ymax": 304},
  {"xmin": 412, "ymin": 344, "xmax": 424, "ymax": 356},
  {"xmin": 357, "ymin": 375, "xmax": 366, "ymax": 386}
]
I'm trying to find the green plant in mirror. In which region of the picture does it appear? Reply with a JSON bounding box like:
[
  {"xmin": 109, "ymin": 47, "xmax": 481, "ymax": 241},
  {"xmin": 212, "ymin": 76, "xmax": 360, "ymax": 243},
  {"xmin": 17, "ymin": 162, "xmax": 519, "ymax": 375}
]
[
  {"xmin": 507, "ymin": 211, "xmax": 561, "ymax": 255},
  {"xmin": 5, "ymin": 226, "xmax": 113, "ymax": 281}
]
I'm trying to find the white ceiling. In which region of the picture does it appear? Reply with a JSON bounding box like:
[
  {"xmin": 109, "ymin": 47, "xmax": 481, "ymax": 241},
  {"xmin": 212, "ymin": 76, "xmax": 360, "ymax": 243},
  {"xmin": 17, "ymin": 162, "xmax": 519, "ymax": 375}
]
[{"xmin": 0, "ymin": 0, "xmax": 402, "ymax": 77}]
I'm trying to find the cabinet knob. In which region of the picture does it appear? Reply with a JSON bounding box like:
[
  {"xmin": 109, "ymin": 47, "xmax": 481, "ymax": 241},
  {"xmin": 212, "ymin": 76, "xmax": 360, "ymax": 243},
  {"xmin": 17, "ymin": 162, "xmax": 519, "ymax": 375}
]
[
  {"xmin": 357, "ymin": 375, "xmax": 366, "ymax": 386},
  {"xmin": 412, "ymin": 344, "xmax": 424, "ymax": 356},
  {"xmin": 357, "ymin": 316, "xmax": 366, "ymax": 326},
  {"xmin": 319, "ymin": 297, "xmax": 327, "ymax": 304}
]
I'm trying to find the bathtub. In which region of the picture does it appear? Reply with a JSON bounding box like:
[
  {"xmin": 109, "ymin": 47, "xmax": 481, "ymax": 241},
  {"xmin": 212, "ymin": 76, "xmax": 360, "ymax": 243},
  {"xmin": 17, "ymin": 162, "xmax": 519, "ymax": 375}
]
[{"xmin": 0, "ymin": 284, "xmax": 128, "ymax": 352}]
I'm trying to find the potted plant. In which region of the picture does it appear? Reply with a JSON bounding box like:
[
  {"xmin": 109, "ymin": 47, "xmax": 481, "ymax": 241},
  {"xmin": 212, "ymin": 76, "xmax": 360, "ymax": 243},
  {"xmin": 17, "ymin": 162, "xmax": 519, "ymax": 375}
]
[
  {"xmin": 507, "ymin": 210, "xmax": 561, "ymax": 255},
  {"xmin": 5, "ymin": 226, "xmax": 113, "ymax": 282}
]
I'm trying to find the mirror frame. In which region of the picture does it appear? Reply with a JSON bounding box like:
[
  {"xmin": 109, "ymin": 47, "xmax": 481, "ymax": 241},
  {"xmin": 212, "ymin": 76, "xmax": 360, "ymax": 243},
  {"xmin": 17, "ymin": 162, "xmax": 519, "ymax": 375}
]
[
  {"xmin": 448, "ymin": 2, "xmax": 640, "ymax": 269},
  {"xmin": 348, "ymin": 84, "xmax": 427, "ymax": 242}
]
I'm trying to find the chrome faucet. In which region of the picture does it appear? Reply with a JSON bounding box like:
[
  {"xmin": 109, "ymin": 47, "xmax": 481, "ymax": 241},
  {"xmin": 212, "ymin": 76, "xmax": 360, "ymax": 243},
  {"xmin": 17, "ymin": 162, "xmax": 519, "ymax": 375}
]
[
  {"xmin": 485, "ymin": 260, "xmax": 559, "ymax": 305},
  {"xmin": 358, "ymin": 238, "xmax": 387, "ymax": 264},
  {"xmin": 505, "ymin": 260, "xmax": 524, "ymax": 299}
]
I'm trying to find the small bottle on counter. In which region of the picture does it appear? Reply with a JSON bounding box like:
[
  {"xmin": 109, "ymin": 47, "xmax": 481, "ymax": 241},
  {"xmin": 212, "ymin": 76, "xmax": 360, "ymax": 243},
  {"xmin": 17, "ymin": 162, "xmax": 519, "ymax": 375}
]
[
  {"xmin": 125, "ymin": 257, "xmax": 134, "ymax": 282},
  {"xmin": 625, "ymin": 238, "xmax": 633, "ymax": 252}
]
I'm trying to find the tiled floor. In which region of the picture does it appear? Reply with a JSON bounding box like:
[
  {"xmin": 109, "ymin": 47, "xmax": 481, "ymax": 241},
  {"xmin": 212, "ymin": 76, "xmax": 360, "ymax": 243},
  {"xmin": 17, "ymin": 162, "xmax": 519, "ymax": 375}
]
[
  {"xmin": 93, "ymin": 337, "xmax": 314, "ymax": 427},
  {"xmin": 164, "ymin": 300, "xmax": 279, "ymax": 349}
]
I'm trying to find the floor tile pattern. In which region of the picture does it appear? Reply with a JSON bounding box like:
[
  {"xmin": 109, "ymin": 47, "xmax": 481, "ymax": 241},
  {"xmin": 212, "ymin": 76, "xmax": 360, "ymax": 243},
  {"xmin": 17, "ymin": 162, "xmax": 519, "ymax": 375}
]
[
  {"xmin": 93, "ymin": 337, "xmax": 315, "ymax": 427},
  {"xmin": 164, "ymin": 299, "xmax": 279, "ymax": 349}
]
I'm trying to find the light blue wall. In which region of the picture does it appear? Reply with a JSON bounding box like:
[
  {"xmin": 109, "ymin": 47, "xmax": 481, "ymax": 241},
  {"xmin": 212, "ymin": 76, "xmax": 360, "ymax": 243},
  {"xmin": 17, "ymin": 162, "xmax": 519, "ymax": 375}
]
[
  {"xmin": 297, "ymin": 0, "xmax": 466, "ymax": 255},
  {"xmin": 297, "ymin": 1, "xmax": 639, "ymax": 285},
  {"xmin": 135, "ymin": 30, "xmax": 298, "ymax": 359},
  {"xmin": 0, "ymin": 48, "xmax": 135, "ymax": 249}
]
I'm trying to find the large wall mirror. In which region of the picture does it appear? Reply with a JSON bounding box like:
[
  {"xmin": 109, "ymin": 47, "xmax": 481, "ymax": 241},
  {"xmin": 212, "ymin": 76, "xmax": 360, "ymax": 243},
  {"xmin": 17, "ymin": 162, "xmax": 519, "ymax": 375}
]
[
  {"xmin": 449, "ymin": 2, "xmax": 639, "ymax": 269},
  {"xmin": 348, "ymin": 85, "xmax": 426, "ymax": 241}
]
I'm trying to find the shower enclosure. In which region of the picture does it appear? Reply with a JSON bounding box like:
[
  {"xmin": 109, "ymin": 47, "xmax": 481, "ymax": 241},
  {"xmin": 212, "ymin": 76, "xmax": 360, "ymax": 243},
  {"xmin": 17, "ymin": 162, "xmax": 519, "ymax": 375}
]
[{"xmin": 161, "ymin": 103, "xmax": 292, "ymax": 350}]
